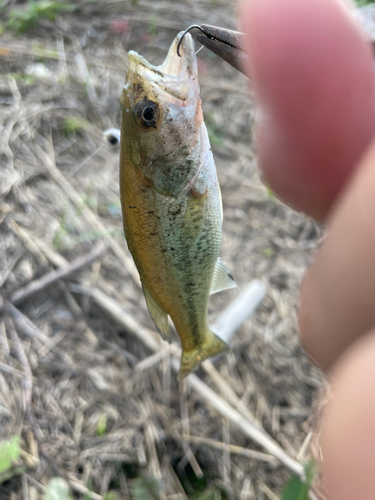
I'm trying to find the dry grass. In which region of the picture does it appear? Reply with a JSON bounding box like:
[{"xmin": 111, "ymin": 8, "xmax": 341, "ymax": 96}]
[{"xmin": 0, "ymin": 1, "xmax": 327, "ymax": 498}]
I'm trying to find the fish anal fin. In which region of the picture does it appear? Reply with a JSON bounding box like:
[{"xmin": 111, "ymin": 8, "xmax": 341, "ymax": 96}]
[
  {"xmin": 178, "ymin": 330, "xmax": 230, "ymax": 379},
  {"xmin": 210, "ymin": 257, "xmax": 237, "ymax": 295},
  {"xmin": 142, "ymin": 285, "xmax": 171, "ymax": 343}
]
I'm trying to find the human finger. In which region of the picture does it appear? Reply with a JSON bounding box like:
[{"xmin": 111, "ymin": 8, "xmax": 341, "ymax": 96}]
[
  {"xmin": 240, "ymin": 0, "xmax": 375, "ymax": 221},
  {"xmin": 320, "ymin": 328, "xmax": 375, "ymax": 500},
  {"xmin": 299, "ymin": 140, "xmax": 375, "ymax": 370}
]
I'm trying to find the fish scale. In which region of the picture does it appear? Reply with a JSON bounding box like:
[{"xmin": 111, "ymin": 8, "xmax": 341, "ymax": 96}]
[{"xmin": 119, "ymin": 32, "xmax": 236, "ymax": 378}]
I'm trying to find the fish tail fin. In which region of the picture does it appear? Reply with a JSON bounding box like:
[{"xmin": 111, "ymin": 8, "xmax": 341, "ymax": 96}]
[{"xmin": 178, "ymin": 330, "xmax": 230, "ymax": 380}]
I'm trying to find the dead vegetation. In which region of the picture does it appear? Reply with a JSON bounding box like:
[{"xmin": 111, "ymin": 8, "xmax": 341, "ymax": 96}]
[{"xmin": 0, "ymin": 0, "xmax": 326, "ymax": 498}]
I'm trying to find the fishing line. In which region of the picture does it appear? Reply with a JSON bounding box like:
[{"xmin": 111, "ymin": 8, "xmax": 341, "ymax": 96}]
[
  {"xmin": 195, "ymin": 46, "xmax": 205, "ymax": 56},
  {"xmin": 70, "ymin": 145, "xmax": 104, "ymax": 175}
]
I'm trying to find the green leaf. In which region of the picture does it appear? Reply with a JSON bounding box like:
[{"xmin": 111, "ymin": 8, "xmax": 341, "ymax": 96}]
[
  {"xmin": 280, "ymin": 460, "xmax": 318, "ymax": 500},
  {"xmin": 281, "ymin": 476, "xmax": 308, "ymax": 500},
  {"xmin": 44, "ymin": 477, "xmax": 73, "ymax": 500},
  {"xmin": 266, "ymin": 183, "xmax": 275, "ymax": 201},
  {"xmin": 96, "ymin": 414, "xmax": 107, "ymax": 436},
  {"xmin": 62, "ymin": 116, "xmax": 91, "ymax": 136},
  {"xmin": 0, "ymin": 436, "xmax": 20, "ymax": 474},
  {"xmin": 7, "ymin": 1, "xmax": 75, "ymax": 34},
  {"xmin": 304, "ymin": 460, "xmax": 319, "ymax": 485}
]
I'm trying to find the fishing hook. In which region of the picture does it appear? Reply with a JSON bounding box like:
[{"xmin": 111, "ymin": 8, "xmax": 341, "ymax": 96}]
[{"xmin": 177, "ymin": 25, "xmax": 210, "ymax": 57}]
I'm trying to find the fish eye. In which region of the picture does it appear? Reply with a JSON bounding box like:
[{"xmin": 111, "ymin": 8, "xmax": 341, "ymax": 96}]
[
  {"xmin": 142, "ymin": 106, "xmax": 154, "ymax": 121},
  {"xmin": 134, "ymin": 99, "xmax": 162, "ymax": 129}
]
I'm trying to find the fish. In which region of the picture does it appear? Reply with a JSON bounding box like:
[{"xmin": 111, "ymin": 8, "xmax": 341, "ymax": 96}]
[{"xmin": 119, "ymin": 32, "xmax": 236, "ymax": 379}]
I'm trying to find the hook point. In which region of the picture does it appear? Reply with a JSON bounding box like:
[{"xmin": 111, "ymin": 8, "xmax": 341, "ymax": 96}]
[{"xmin": 177, "ymin": 25, "xmax": 207, "ymax": 57}]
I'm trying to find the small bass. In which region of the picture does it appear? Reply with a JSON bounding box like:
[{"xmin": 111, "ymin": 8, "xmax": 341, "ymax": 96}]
[{"xmin": 120, "ymin": 32, "xmax": 236, "ymax": 378}]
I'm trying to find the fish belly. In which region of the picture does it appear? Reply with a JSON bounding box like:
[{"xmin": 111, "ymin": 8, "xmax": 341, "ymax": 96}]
[{"xmin": 121, "ymin": 155, "xmax": 228, "ymax": 376}]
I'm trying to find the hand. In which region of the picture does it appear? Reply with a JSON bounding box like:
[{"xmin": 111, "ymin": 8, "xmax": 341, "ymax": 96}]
[{"xmin": 240, "ymin": 0, "xmax": 375, "ymax": 498}]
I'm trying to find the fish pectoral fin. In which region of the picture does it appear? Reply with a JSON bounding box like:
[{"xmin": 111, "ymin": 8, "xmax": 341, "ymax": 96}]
[
  {"xmin": 142, "ymin": 285, "xmax": 171, "ymax": 343},
  {"xmin": 210, "ymin": 257, "xmax": 237, "ymax": 295}
]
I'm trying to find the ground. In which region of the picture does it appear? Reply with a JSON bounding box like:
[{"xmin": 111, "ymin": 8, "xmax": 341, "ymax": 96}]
[{"xmin": 0, "ymin": 1, "xmax": 326, "ymax": 499}]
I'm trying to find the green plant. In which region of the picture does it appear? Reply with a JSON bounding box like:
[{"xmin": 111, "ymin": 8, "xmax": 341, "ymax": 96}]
[
  {"xmin": 62, "ymin": 116, "xmax": 92, "ymax": 137},
  {"xmin": 44, "ymin": 477, "xmax": 73, "ymax": 500},
  {"xmin": 280, "ymin": 460, "xmax": 318, "ymax": 500},
  {"xmin": 8, "ymin": 1, "xmax": 75, "ymax": 34},
  {"xmin": 266, "ymin": 183, "xmax": 275, "ymax": 201},
  {"xmin": 0, "ymin": 436, "xmax": 20, "ymax": 475},
  {"xmin": 0, "ymin": 436, "xmax": 23, "ymax": 485},
  {"xmin": 96, "ymin": 414, "xmax": 107, "ymax": 436},
  {"xmin": 9, "ymin": 72, "xmax": 36, "ymax": 85}
]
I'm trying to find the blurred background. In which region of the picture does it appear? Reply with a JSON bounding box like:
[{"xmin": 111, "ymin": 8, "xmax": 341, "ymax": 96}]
[{"xmin": 0, "ymin": 0, "xmax": 334, "ymax": 498}]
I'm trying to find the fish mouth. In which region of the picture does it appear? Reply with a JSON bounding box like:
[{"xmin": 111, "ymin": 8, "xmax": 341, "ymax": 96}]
[
  {"xmin": 127, "ymin": 33, "xmax": 197, "ymax": 99},
  {"xmin": 159, "ymin": 32, "xmax": 196, "ymax": 79}
]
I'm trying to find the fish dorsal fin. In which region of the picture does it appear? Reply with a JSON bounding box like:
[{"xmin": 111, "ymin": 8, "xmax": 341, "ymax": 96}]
[
  {"xmin": 210, "ymin": 258, "xmax": 237, "ymax": 295},
  {"xmin": 142, "ymin": 285, "xmax": 171, "ymax": 343}
]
